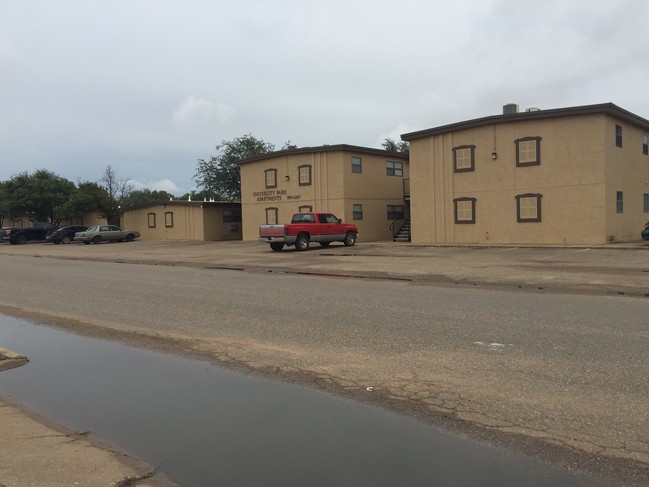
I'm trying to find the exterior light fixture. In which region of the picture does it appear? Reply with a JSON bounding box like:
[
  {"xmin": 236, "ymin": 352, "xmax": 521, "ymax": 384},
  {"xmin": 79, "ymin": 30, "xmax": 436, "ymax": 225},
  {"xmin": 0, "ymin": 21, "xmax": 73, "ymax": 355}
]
[
  {"xmin": 491, "ymin": 152, "xmax": 498, "ymax": 160},
  {"xmin": 285, "ymin": 175, "xmax": 290, "ymax": 181}
]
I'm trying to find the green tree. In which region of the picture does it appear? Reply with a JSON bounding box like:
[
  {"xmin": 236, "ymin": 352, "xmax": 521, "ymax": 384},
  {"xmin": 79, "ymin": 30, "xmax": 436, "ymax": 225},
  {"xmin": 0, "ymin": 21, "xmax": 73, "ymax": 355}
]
[
  {"xmin": 99, "ymin": 165, "xmax": 134, "ymax": 224},
  {"xmin": 0, "ymin": 181, "xmax": 10, "ymax": 227},
  {"xmin": 4, "ymin": 170, "xmax": 76, "ymax": 224},
  {"xmin": 194, "ymin": 134, "xmax": 276, "ymax": 200},
  {"xmin": 58, "ymin": 182, "xmax": 112, "ymax": 222},
  {"xmin": 121, "ymin": 189, "xmax": 176, "ymax": 208},
  {"xmin": 382, "ymin": 138, "xmax": 409, "ymax": 154}
]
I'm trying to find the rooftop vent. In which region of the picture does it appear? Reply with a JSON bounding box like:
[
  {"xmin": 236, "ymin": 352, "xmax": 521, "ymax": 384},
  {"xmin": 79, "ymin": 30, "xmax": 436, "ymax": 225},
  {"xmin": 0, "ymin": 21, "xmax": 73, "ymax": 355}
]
[
  {"xmin": 503, "ymin": 103, "xmax": 519, "ymax": 115},
  {"xmin": 525, "ymin": 107, "xmax": 541, "ymax": 112}
]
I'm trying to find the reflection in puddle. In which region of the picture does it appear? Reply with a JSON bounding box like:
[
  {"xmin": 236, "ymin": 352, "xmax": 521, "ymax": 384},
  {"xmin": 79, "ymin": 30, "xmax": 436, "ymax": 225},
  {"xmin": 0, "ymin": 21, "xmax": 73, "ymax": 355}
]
[{"xmin": 0, "ymin": 315, "xmax": 609, "ymax": 487}]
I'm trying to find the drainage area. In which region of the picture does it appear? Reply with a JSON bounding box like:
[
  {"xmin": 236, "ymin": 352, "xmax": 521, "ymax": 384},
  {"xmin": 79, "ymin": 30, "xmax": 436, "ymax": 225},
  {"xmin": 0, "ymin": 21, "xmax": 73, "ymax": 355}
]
[{"xmin": 0, "ymin": 315, "xmax": 610, "ymax": 487}]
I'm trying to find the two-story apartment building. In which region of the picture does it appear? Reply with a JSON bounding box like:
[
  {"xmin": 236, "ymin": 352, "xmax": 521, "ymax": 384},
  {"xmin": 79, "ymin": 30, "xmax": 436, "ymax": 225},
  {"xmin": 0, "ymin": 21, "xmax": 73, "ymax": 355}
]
[
  {"xmin": 401, "ymin": 103, "xmax": 649, "ymax": 245},
  {"xmin": 238, "ymin": 145, "xmax": 410, "ymax": 241}
]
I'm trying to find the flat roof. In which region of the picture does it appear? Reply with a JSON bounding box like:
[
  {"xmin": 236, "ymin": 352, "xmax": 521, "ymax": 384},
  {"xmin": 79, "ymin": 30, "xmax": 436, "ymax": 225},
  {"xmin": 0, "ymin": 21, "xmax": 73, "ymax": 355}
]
[
  {"xmin": 122, "ymin": 200, "xmax": 240, "ymax": 212},
  {"xmin": 237, "ymin": 144, "xmax": 408, "ymax": 165},
  {"xmin": 401, "ymin": 103, "xmax": 649, "ymax": 141}
]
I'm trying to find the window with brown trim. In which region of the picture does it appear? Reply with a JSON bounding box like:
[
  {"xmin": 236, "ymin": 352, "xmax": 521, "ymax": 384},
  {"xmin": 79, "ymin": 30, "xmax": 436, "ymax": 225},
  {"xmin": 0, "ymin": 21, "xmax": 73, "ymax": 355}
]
[
  {"xmin": 516, "ymin": 194, "xmax": 542, "ymax": 222},
  {"xmin": 386, "ymin": 161, "xmax": 403, "ymax": 177},
  {"xmin": 643, "ymin": 135, "xmax": 648, "ymax": 155},
  {"xmin": 453, "ymin": 197, "xmax": 476, "ymax": 224},
  {"xmin": 298, "ymin": 205, "xmax": 312, "ymax": 213},
  {"xmin": 515, "ymin": 136, "xmax": 541, "ymax": 166},
  {"xmin": 298, "ymin": 165, "xmax": 312, "ymax": 186},
  {"xmin": 265, "ymin": 169, "xmax": 277, "ymax": 188},
  {"xmin": 147, "ymin": 213, "xmax": 156, "ymax": 228},
  {"xmin": 164, "ymin": 211, "xmax": 174, "ymax": 228},
  {"xmin": 616, "ymin": 191, "xmax": 623, "ymax": 213},
  {"xmin": 265, "ymin": 207, "xmax": 278, "ymax": 224},
  {"xmin": 453, "ymin": 145, "xmax": 475, "ymax": 172}
]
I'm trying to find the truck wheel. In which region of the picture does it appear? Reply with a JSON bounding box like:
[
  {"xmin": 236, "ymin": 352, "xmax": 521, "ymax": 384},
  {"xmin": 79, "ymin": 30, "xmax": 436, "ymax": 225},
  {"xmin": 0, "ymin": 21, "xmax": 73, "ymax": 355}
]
[
  {"xmin": 16, "ymin": 235, "xmax": 27, "ymax": 245},
  {"xmin": 319, "ymin": 242, "xmax": 331, "ymax": 248},
  {"xmin": 61, "ymin": 235, "xmax": 71, "ymax": 244},
  {"xmin": 92, "ymin": 235, "xmax": 102, "ymax": 244},
  {"xmin": 270, "ymin": 243, "xmax": 284, "ymax": 251},
  {"xmin": 295, "ymin": 234, "xmax": 309, "ymax": 251},
  {"xmin": 344, "ymin": 232, "xmax": 357, "ymax": 247}
]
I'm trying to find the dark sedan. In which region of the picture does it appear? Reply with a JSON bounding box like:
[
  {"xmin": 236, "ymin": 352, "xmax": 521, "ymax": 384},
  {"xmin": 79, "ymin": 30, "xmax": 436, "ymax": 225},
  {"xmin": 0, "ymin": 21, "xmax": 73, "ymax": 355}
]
[{"xmin": 46, "ymin": 225, "xmax": 88, "ymax": 244}]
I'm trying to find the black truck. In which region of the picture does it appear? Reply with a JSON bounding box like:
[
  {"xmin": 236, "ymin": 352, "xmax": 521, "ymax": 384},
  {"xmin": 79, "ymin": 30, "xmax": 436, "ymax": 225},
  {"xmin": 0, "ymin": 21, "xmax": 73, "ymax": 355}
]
[{"xmin": 1, "ymin": 222, "xmax": 57, "ymax": 244}]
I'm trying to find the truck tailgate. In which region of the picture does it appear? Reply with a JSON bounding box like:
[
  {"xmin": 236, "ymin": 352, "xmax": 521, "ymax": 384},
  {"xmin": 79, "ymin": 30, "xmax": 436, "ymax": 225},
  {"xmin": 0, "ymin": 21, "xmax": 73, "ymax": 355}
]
[{"xmin": 259, "ymin": 224, "xmax": 286, "ymax": 237}]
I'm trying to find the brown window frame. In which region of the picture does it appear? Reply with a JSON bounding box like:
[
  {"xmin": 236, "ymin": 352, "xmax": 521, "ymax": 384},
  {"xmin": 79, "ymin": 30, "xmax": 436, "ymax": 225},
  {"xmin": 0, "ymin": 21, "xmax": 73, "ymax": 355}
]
[
  {"xmin": 298, "ymin": 164, "xmax": 312, "ymax": 186},
  {"xmin": 453, "ymin": 197, "xmax": 477, "ymax": 224},
  {"xmin": 164, "ymin": 211, "xmax": 174, "ymax": 228},
  {"xmin": 452, "ymin": 145, "xmax": 476, "ymax": 173},
  {"xmin": 515, "ymin": 193, "xmax": 543, "ymax": 222},
  {"xmin": 147, "ymin": 213, "xmax": 156, "ymax": 228},
  {"xmin": 643, "ymin": 135, "xmax": 648, "ymax": 155},
  {"xmin": 386, "ymin": 161, "xmax": 403, "ymax": 177},
  {"xmin": 265, "ymin": 168, "xmax": 277, "ymax": 189},
  {"xmin": 298, "ymin": 205, "xmax": 313, "ymax": 213},
  {"xmin": 352, "ymin": 204, "xmax": 363, "ymax": 220},
  {"xmin": 515, "ymin": 136, "xmax": 542, "ymax": 167},
  {"xmin": 265, "ymin": 207, "xmax": 278, "ymax": 225},
  {"xmin": 615, "ymin": 125, "xmax": 623, "ymax": 148}
]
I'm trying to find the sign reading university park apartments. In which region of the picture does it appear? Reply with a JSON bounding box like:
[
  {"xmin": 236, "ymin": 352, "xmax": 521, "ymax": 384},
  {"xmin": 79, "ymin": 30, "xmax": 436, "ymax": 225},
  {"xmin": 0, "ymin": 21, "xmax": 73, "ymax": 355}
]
[{"xmin": 253, "ymin": 189, "xmax": 302, "ymax": 202}]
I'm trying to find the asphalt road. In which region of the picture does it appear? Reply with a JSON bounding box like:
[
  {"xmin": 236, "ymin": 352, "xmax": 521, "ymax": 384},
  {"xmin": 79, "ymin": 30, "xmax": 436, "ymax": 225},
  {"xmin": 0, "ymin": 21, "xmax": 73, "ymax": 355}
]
[{"xmin": 0, "ymin": 251, "xmax": 648, "ymax": 484}]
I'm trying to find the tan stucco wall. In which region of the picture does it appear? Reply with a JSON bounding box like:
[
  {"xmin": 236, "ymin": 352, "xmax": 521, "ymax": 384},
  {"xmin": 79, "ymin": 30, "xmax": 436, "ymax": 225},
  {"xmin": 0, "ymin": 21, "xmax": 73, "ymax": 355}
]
[
  {"xmin": 410, "ymin": 114, "xmax": 616, "ymax": 245},
  {"xmin": 121, "ymin": 203, "xmax": 242, "ymax": 241},
  {"xmin": 604, "ymin": 116, "xmax": 649, "ymax": 242},
  {"xmin": 240, "ymin": 149, "xmax": 409, "ymax": 242}
]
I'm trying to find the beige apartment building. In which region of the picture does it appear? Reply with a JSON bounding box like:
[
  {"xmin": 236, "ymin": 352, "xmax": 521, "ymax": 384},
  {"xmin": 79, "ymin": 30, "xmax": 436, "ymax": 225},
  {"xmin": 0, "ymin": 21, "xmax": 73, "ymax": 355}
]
[
  {"xmin": 238, "ymin": 145, "xmax": 410, "ymax": 241},
  {"xmin": 121, "ymin": 200, "xmax": 242, "ymax": 241},
  {"xmin": 401, "ymin": 103, "xmax": 649, "ymax": 245}
]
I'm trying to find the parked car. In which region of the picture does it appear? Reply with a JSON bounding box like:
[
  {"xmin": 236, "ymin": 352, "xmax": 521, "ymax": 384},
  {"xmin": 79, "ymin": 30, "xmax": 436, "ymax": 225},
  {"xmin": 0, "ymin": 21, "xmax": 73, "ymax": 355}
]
[
  {"xmin": 1, "ymin": 222, "xmax": 57, "ymax": 244},
  {"xmin": 74, "ymin": 225, "xmax": 140, "ymax": 244},
  {"xmin": 46, "ymin": 225, "xmax": 88, "ymax": 244},
  {"xmin": 642, "ymin": 221, "xmax": 649, "ymax": 241}
]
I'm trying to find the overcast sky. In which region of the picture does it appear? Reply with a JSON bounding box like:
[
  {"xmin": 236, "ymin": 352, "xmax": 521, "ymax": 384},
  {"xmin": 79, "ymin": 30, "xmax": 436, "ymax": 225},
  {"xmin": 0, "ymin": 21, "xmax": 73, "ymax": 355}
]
[{"xmin": 2, "ymin": 0, "xmax": 648, "ymax": 195}]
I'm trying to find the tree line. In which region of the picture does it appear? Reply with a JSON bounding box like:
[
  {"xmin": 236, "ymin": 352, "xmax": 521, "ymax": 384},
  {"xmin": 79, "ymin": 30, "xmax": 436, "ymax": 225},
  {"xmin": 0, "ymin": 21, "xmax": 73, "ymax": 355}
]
[{"xmin": 1, "ymin": 135, "xmax": 407, "ymax": 227}]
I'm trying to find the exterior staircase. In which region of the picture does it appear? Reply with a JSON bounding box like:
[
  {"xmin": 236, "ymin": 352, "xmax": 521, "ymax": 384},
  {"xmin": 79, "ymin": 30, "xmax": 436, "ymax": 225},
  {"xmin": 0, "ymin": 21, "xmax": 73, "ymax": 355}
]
[{"xmin": 393, "ymin": 218, "xmax": 411, "ymax": 242}]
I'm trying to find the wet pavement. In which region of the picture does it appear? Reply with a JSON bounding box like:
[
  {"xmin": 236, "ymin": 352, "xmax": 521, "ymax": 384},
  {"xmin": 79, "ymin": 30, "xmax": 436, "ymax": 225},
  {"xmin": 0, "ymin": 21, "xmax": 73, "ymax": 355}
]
[{"xmin": 0, "ymin": 315, "xmax": 615, "ymax": 487}]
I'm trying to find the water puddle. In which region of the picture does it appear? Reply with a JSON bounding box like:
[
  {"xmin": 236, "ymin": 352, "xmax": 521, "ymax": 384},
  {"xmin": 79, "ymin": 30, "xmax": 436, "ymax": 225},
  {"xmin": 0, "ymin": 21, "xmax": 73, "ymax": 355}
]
[{"xmin": 0, "ymin": 315, "xmax": 610, "ymax": 486}]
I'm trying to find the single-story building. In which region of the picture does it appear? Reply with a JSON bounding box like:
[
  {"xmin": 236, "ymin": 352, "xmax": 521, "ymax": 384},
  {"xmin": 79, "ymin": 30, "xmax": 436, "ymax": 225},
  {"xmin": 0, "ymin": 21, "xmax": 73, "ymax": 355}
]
[
  {"xmin": 120, "ymin": 200, "xmax": 242, "ymax": 241},
  {"xmin": 238, "ymin": 144, "xmax": 410, "ymax": 242},
  {"xmin": 401, "ymin": 103, "xmax": 649, "ymax": 245}
]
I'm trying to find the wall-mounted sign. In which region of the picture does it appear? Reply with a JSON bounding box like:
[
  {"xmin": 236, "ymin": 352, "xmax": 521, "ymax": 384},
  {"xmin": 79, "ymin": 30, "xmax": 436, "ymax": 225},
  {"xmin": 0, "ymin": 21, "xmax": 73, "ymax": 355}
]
[{"xmin": 253, "ymin": 189, "xmax": 301, "ymax": 202}]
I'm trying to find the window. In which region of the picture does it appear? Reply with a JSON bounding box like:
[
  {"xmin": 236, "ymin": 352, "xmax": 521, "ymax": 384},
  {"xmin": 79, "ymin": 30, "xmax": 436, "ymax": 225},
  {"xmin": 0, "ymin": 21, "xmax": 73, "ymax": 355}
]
[
  {"xmin": 318, "ymin": 214, "xmax": 340, "ymax": 224},
  {"xmin": 644, "ymin": 193, "xmax": 649, "ymax": 213},
  {"xmin": 515, "ymin": 136, "xmax": 541, "ymax": 166},
  {"xmin": 164, "ymin": 211, "xmax": 174, "ymax": 228},
  {"xmin": 265, "ymin": 207, "xmax": 278, "ymax": 224},
  {"xmin": 223, "ymin": 209, "xmax": 241, "ymax": 222},
  {"xmin": 453, "ymin": 145, "xmax": 475, "ymax": 172},
  {"xmin": 265, "ymin": 169, "xmax": 277, "ymax": 188},
  {"xmin": 353, "ymin": 204, "xmax": 363, "ymax": 220},
  {"xmin": 615, "ymin": 125, "xmax": 623, "ymax": 148},
  {"xmin": 643, "ymin": 135, "xmax": 648, "ymax": 155},
  {"xmin": 147, "ymin": 213, "xmax": 156, "ymax": 228},
  {"xmin": 516, "ymin": 194, "xmax": 543, "ymax": 222},
  {"xmin": 352, "ymin": 156, "xmax": 362, "ymax": 173},
  {"xmin": 298, "ymin": 205, "xmax": 312, "ymax": 212},
  {"xmin": 616, "ymin": 191, "xmax": 624, "ymax": 213},
  {"xmin": 386, "ymin": 161, "xmax": 403, "ymax": 177},
  {"xmin": 298, "ymin": 165, "xmax": 312, "ymax": 186},
  {"xmin": 387, "ymin": 204, "xmax": 404, "ymax": 220},
  {"xmin": 292, "ymin": 213, "xmax": 315, "ymax": 223},
  {"xmin": 453, "ymin": 197, "xmax": 476, "ymax": 224}
]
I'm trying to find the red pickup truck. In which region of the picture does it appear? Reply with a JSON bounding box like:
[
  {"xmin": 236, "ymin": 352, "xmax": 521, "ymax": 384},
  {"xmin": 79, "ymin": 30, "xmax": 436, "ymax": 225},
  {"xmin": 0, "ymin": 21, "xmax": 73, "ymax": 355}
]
[{"xmin": 259, "ymin": 212, "xmax": 358, "ymax": 251}]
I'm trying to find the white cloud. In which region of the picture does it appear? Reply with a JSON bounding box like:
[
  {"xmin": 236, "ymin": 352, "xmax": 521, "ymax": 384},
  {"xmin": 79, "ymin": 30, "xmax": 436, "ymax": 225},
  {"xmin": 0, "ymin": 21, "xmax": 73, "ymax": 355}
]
[
  {"xmin": 128, "ymin": 178, "xmax": 183, "ymax": 194},
  {"xmin": 172, "ymin": 97, "xmax": 235, "ymax": 130}
]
